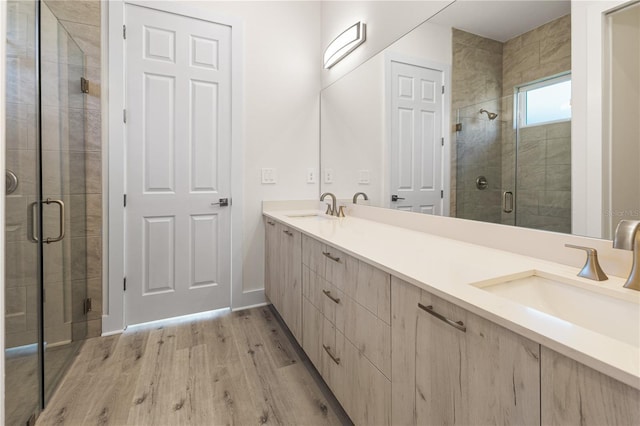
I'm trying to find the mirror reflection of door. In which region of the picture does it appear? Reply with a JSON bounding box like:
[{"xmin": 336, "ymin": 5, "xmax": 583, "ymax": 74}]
[{"xmin": 389, "ymin": 59, "xmax": 445, "ymax": 214}]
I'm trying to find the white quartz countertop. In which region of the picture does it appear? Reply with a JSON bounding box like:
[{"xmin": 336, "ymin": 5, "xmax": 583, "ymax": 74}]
[{"xmin": 263, "ymin": 209, "xmax": 640, "ymax": 390}]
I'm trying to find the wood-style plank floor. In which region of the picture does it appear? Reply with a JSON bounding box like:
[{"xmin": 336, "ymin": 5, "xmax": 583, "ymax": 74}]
[{"xmin": 36, "ymin": 306, "xmax": 352, "ymax": 426}]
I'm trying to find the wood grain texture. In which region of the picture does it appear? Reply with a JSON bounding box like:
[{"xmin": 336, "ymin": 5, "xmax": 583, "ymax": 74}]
[
  {"xmin": 36, "ymin": 307, "xmax": 351, "ymax": 426},
  {"xmin": 280, "ymin": 226, "xmax": 302, "ymax": 343},
  {"xmin": 391, "ymin": 277, "xmax": 420, "ymax": 426},
  {"xmin": 541, "ymin": 346, "xmax": 640, "ymax": 425},
  {"xmin": 415, "ymin": 289, "xmax": 540, "ymax": 426},
  {"xmin": 264, "ymin": 217, "xmax": 279, "ymax": 303},
  {"xmin": 302, "ymin": 233, "xmax": 326, "ymax": 274}
]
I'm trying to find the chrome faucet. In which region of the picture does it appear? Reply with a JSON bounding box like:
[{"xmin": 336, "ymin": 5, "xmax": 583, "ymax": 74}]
[
  {"xmin": 613, "ymin": 220, "xmax": 640, "ymax": 291},
  {"xmin": 320, "ymin": 192, "xmax": 337, "ymax": 216},
  {"xmin": 352, "ymin": 192, "xmax": 369, "ymax": 204}
]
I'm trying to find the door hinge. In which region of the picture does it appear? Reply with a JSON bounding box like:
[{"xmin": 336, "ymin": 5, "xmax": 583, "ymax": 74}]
[
  {"xmin": 123, "ymin": 25, "xmax": 127, "ymax": 39},
  {"xmin": 123, "ymin": 109, "xmax": 127, "ymax": 123},
  {"xmin": 80, "ymin": 77, "xmax": 89, "ymax": 94},
  {"xmin": 441, "ymin": 137, "xmax": 444, "ymax": 146},
  {"xmin": 441, "ymin": 190, "xmax": 444, "ymax": 198},
  {"xmin": 123, "ymin": 277, "xmax": 127, "ymax": 291},
  {"xmin": 442, "ymin": 86, "xmax": 445, "ymax": 94},
  {"xmin": 124, "ymin": 194, "xmax": 127, "ymax": 207},
  {"xmin": 83, "ymin": 298, "xmax": 93, "ymax": 315}
]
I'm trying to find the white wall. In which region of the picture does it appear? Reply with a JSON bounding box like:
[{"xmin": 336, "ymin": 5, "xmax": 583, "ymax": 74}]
[
  {"xmin": 609, "ymin": 3, "xmax": 640, "ymax": 235},
  {"xmin": 321, "ymin": 0, "xmax": 453, "ymax": 88},
  {"xmin": 571, "ymin": 0, "xmax": 627, "ymax": 239}
]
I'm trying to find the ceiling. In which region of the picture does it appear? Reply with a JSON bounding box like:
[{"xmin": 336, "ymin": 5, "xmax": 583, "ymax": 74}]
[{"xmin": 430, "ymin": 0, "xmax": 571, "ymax": 42}]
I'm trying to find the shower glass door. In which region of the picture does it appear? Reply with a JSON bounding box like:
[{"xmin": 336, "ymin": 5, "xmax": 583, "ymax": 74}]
[
  {"xmin": 454, "ymin": 95, "xmax": 515, "ymax": 226},
  {"xmin": 40, "ymin": 1, "xmax": 88, "ymax": 403},
  {"xmin": 5, "ymin": 1, "xmax": 41, "ymax": 423},
  {"xmin": 5, "ymin": 1, "xmax": 90, "ymax": 423}
]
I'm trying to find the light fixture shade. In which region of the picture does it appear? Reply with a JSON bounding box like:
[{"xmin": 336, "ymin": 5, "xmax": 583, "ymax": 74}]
[{"xmin": 323, "ymin": 21, "xmax": 366, "ymax": 69}]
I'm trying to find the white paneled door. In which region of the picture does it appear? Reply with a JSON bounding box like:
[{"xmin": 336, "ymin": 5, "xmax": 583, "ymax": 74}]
[
  {"xmin": 389, "ymin": 61, "xmax": 444, "ymax": 214},
  {"xmin": 124, "ymin": 4, "xmax": 232, "ymax": 325}
]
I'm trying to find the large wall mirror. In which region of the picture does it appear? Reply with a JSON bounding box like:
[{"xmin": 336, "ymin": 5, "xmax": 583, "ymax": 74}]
[{"xmin": 320, "ymin": 0, "xmax": 640, "ymax": 240}]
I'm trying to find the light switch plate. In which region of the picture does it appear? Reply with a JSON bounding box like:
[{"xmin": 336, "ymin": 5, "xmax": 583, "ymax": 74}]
[
  {"xmin": 307, "ymin": 168, "xmax": 316, "ymax": 184},
  {"xmin": 261, "ymin": 168, "xmax": 276, "ymax": 184},
  {"xmin": 324, "ymin": 168, "xmax": 333, "ymax": 184},
  {"xmin": 358, "ymin": 169, "xmax": 370, "ymax": 184}
]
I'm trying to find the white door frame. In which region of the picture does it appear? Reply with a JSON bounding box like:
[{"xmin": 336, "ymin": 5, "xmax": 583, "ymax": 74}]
[
  {"xmin": 105, "ymin": 0, "xmax": 244, "ymax": 334},
  {"xmin": 384, "ymin": 52, "xmax": 451, "ymax": 215}
]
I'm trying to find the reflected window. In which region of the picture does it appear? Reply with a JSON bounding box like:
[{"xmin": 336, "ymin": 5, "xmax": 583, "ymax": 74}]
[{"xmin": 517, "ymin": 73, "xmax": 572, "ymax": 127}]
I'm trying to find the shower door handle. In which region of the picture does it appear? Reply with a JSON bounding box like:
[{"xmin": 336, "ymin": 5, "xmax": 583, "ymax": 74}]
[
  {"xmin": 503, "ymin": 191, "xmax": 514, "ymax": 213},
  {"xmin": 44, "ymin": 198, "xmax": 65, "ymax": 244},
  {"xmin": 28, "ymin": 199, "xmax": 65, "ymax": 243}
]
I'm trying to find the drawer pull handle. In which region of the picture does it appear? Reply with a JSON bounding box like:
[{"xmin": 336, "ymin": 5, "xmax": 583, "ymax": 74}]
[
  {"xmin": 322, "ymin": 251, "xmax": 340, "ymax": 262},
  {"xmin": 322, "ymin": 289, "xmax": 340, "ymax": 304},
  {"xmin": 267, "ymin": 221, "xmax": 275, "ymax": 226},
  {"xmin": 323, "ymin": 344, "xmax": 341, "ymax": 365},
  {"xmin": 283, "ymin": 230, "xmax": 294, "ymax": 237},
  {"xmin": 418, "ymin": 303, "xmax": 467, "ymax": 333}
]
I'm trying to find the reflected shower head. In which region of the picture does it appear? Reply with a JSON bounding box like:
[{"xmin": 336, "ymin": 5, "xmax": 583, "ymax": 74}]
[{"xmin": 479, "ymin": 109, "xmax": 498, "ymax": 120}]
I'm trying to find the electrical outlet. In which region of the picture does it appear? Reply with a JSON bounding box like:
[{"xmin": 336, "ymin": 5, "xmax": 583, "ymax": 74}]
[
  {"xmin": 261, "ymin": 168, "xmax": 276, "ymax": 184},
  {"xmin": 358, "ymin": 169, "xmax": 370, "ymax": 184},
  {"xmin": 324, "ymin": 168, "xmax": 333, "ymax": 184},
  {"xmin": 307, "ymin": 168, "xmax": 316, "ymax": 184}
]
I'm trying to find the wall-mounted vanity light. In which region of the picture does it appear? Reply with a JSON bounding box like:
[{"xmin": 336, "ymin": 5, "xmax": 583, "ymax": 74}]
[{"xmin": 323, "ymin": 21, "xmax": 366, "ymax": 69}]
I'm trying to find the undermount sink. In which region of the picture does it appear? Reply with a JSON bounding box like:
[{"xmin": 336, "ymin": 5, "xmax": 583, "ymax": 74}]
[
  {"xmin": 285, "ymin": 212, "xmax": 335, "ymax": 220},
  {"xmin": 473, "ymin": 270, "xmax": 640, "ymax": 347}
]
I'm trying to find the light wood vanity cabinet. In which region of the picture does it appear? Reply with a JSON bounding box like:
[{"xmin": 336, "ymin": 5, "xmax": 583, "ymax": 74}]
[
  {"xmin": 301, "ymin": 234, "xmax": 392, "ymax": 425},
  {"xmin": 392, "ymin": 277, "xmax": 541, "ymax": 425},
  {"xmin": 264, "ymin": 218, "xmax": 302, "ymax": 343},
  {"xmin": 265, "ymin": 217, "xmax": 640, "ymax": 426},
  {"xmin": 541, "ymin": 346, "xmax": 640, "ymax": 425}
]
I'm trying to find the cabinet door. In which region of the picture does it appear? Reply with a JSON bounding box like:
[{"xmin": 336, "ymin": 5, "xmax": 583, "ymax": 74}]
[
  {"xmin": 340, "ymin": 329, "xmax": 391, "ymax": 426},
  {"xmin": 264, "ymin": 218, "xmax": 279, "ymax": 303},
  {"xmin": 541, "ymin": 346, "xmax": 640, "ymax": 425},
  {"xmin": 280, "ymin": 226, "xmax": 302, "ymax": 342},
  {"xmin": 415, "ymin": 290, "xmax": 540, "ymax": 426},
  {"xmin": 391, "ymin": 277, "xmax": 421, "ymax": 425}
]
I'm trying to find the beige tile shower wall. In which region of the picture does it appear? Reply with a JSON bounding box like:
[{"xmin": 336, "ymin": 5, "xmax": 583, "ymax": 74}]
[
  {"xmin": 4, "ymin": 1, "xmax": 103, "ymax": 348},
  {"xmin": 501, "ymin": 15, "xmax": 571, "ymax": 232},
  {"xmin": 451, "ymin": 29, "xmax": 503, "ymax": 223},
  {"xmin": 45, "ymin": 0, "xmax": 103, "ymax": 339},
  {"xmin": 5, "ymin": 0, "xmax": 40, "ymax": 348}
]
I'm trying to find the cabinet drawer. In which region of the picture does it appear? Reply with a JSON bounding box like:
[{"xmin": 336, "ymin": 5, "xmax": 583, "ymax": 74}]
[
  {"xmin": 302, "ymin": 234, "xmax": 325, "ymax": 274},
  {"xmin": 340, "ymin": 295, "xmax": 391, "ymax": 378},
  {"xmin": 303, "ymin": 265, "xmax": 345, "ymax": 327},
  {"xmin": 324, "ymin": 246, "xmax": 357, "ymax": 292},
  {"xmin": 350, "ymin": 261, "xmax": 391, "ymax": 325}
]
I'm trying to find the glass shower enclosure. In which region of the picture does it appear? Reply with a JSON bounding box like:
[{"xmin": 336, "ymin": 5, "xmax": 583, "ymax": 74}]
[
  {"xmin": 5, "ymin": 1, "xmax": 90, "ymax": 423},
  {"xmin": 455, "ymin": 80, "xmax": 572, "ymax": 234}
]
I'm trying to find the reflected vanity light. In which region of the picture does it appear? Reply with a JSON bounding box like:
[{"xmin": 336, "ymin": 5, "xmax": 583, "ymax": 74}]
[{"xmin": 323, "ymin": 21, "xmax": 366, "ymax": 69}]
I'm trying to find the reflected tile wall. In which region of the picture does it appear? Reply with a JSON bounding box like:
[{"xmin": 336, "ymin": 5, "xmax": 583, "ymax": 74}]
[
  {"xmin": 452, "ymin": 29, "xmax": 503, "ymax": 223},
  {"xmin": 502, "ymin": 15, "xmax": 572, "ymax": 233}
]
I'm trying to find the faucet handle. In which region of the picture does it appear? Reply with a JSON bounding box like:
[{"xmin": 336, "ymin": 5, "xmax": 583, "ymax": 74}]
[
  {"xmin": 325, "ymin": 203, "xmax": 334, "ymax": 216},
  {"xmin": 565, "ymin": 244, "xmax": 609, "ymax": 281},
  {"xmin": 337, "ymin": 205, "xmax": 346, "ymax": 217}
]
